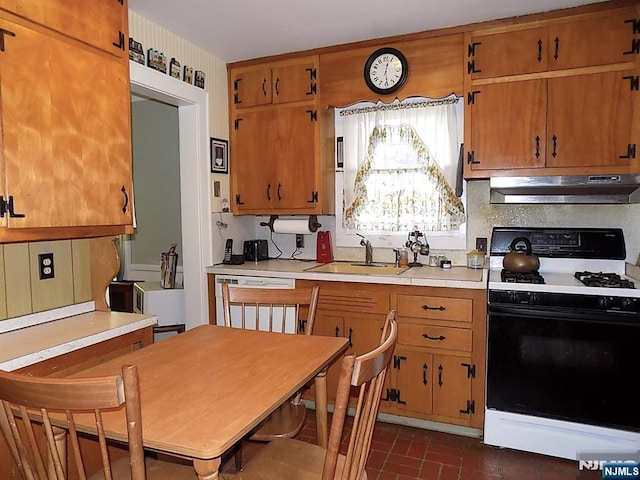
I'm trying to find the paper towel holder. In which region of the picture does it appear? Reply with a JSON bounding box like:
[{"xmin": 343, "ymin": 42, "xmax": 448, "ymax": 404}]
[{"xmin": 259, "ymin": 215, "xmax": 322, "ymax": 233}]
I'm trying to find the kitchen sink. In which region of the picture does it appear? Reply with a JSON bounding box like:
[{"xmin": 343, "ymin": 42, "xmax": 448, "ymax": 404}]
[{"xmin": 305, "ymin": 262, "xmax": 409, "ymax": 276}]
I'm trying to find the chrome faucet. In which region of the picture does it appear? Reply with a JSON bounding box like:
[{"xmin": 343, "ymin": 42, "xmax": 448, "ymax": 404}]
[{"xmin": 357, "ymin": 234, "xmax": 373, "ymax": 265}]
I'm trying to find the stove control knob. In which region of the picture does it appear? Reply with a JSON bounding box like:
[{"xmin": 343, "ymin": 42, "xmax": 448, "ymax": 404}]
[
  {"xmin": 529, "ymin": 292, "xmax": 539, "ymax": 305},
  {"xmin": 597, "ymin": 297, "xmax": 611, "ymax": 310},
  {"xmin": 620, "ymin": 297, "xmax": 633, "ymax": 311}
]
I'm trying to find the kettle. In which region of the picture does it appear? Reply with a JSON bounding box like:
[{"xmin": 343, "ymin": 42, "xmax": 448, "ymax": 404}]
[{"xmin": 503, "ymin": 237, "xmax": 540, "ymax": 272}]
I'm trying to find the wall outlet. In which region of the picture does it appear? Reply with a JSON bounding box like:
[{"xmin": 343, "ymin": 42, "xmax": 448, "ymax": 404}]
[
  {"xmin": 38, "ymin": 252, "xmax": 55, "ymax": 280},
  {"xmin": 296, "ymin": 234, "xmax": 304, "ymax": 249},
  {"xmin": 476, "ymin": 237, "xmax": 488, "ymax": 253}
]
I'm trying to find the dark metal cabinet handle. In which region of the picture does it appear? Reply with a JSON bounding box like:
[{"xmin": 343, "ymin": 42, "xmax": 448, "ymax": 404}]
[
  {"xmin": 422, "ymin": 363, "xmax": 428, "ymax": 385},
  {"xmin": 277, "ymin": 183, "xmax": 282, "ymax": 201},
  {"xmin": 266, "ymin": 184, "xmax": 271, "ymax": 201},
  {"xmin": 121, "ymin": 186, "xmax": 129, "ymax": 214},
  {"xmin": 422, "ymin": 333, "xmax": 446, "ymax": 341},
  {"xmin": 262, "ymin": 78, "xmax": 267, "ymax": 96},
  {"xmin": 422, "ymin": 304, "xmax": 445, "ymax": 311},
  {"xmin": 275, "ymin": 77, "xmax": 280, "ymax": 96},
  {"xmin": 535, "ymin": 136, "xmax": 541, "ymax": 159},
  {"xmin": 348, "ymin": 327, "xmax": 353, "ymax": 348}
]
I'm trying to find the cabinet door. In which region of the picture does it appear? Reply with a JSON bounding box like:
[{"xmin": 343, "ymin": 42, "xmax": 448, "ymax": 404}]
[
  {"xmin": 467, "ymin": 79, "xmax": 546, "ymax": 171},
  {"xmin": 0, "ymin": 0, "xmax": 126, "ymax": 57},
  {"xmin": 272, "ymin": 62, "xmax": 316, "ymax": 104},
  {"xmin": 393, "ymin": 347, "xmax": 432, "ymax": 415},
  {"xmin": 432, "ymin": 354, "xmax": 473, "ymax": 420},
  {"xmin": 272, "ymin": 105, "xmax": 318, "ymax": 211},
  {"xmin": 548, "ymin": 10, "xmax": 638, "ymax": 71},
  {"xmin": 231, "ymin": 109, "xmax": 276, "ymax": 212},
  {"xmin": 233, "ymin": 67, "xmax": 272, "ymax": 108},
  {"xmin": 546, "ymin": 71, "xmax": 636, "ymax": 168},
  {"xmin": 0, "ymin": 16, "xmax": 132, "ymax": 228},
  {"xmin": 469, "ymin": 28, "xmax": 548, "ymax": 79}
]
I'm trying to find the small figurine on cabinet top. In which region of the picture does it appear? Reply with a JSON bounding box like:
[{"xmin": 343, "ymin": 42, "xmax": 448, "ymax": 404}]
[
  {"xmin": 194, "ymin": 70, "xmax": 206, "ymax": 89},
  {"xmin": 129, "ymin": 38, "xmax": 145, "ymax": 65},
  {"xmin": 147, "ymin": 48, "xmax": 167, "ymax": 74},
  {"xmin": 169, "ymin": 58, "xmax": 181, "ymax": 79},
  {"xmin": 183, "ymin": 66, "xmax": 194, "ymax": 84}
]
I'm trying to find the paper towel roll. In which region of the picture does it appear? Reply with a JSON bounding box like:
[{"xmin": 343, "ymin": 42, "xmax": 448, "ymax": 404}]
[{"xmin": 272, "ymin": 219, "xmax": 313, "ymax": 234}]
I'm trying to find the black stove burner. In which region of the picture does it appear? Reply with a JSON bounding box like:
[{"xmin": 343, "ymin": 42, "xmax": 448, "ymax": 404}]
[
  {"xmin": 501, "ymin": 270, "xmax": 545, "ymax": 284},
  {"xmin": 574, "ymin": 271, "xmax": 636, "ymax": 289}
]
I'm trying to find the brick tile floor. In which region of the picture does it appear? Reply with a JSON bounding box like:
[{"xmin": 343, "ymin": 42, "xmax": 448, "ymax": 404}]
[{"xmin": 220, "ymin": 415, "xmax": 601, "ymax": 480}]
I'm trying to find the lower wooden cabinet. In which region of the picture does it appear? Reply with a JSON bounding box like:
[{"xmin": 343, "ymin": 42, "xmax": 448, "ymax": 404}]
[
  {"xmin": 0, "ymin": 327, "xmax": 153, "ymax": 479},
  {"xmin": 296, "ymin": 279, "xmax": 486, "ymax": 429}
]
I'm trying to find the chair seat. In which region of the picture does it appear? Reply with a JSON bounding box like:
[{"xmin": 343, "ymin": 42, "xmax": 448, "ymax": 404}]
[
  {"xmin": 249, "ymin": 401, "xmax": 307, "ymax": 441},
  {"xmin": 223, "ymin": 438, "xmax": 367, "ymax": 480},
  {"xmin": 90, "ymin": 456, "xmax": 198, "ymax": 480}
]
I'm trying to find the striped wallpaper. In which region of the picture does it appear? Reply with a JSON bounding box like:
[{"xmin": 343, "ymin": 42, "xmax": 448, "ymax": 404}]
[{"xmin": 128, "ymin": 10, "xmax": 229, "ymax": 140}]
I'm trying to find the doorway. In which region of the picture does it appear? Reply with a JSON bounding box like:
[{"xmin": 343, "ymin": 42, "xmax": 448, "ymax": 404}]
[{"xmin": 128, "ymin": 62, "xmax": 211, "ymax": 330}]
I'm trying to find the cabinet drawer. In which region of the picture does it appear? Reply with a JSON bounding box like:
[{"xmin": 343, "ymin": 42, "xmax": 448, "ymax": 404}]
[
  {"xmin": 317, "ymin": 288, "xmax": 390, "ymax": 315},
  {"xmin": 398, "ymin": 323, "xmax": 472, "ymax": 352},
  {"xmin": 396, "ymin": 295, "xmax": 472, "ymax": 323}
]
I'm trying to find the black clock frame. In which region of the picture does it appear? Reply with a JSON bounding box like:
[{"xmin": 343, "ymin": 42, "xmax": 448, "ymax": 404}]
[{"xmin": 363, "ymin": 47, "xmax": 409, "ymax": 95}]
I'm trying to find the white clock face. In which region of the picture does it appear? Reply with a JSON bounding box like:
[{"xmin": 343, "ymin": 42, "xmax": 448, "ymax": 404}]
[{"xmin": 369, "ymin": 53, "xmax": 404, "ymax": 90}]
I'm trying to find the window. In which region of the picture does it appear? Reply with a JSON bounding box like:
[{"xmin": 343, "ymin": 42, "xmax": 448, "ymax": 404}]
[{"xmin": 335, "ymin": 96, "xmax": 466, "ymax": 250}]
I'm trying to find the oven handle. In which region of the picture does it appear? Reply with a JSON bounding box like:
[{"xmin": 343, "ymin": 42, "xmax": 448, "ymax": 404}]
[{"xmin": 488, "ymin": 303, "xmax": 639, "ymax": 325}]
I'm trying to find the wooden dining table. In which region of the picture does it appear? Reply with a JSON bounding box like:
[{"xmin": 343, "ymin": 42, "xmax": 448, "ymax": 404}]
[{"xmin": 67, "ymin": 324, "xmax": 349, "ymax": 480}]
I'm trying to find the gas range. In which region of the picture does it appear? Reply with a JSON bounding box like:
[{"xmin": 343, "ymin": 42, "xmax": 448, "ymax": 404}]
[
  {"xmin": 485, "ymin": 227, "xmax": 640, "ymax": 461},
  {"xmin": 488, "ymin": 227, "xmax": 640, "ymax": 313}
]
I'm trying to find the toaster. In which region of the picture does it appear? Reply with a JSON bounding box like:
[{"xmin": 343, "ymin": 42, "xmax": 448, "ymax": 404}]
[{"xmin": 243, "ymin": 239, "xmax": 269, "ymax": 262}]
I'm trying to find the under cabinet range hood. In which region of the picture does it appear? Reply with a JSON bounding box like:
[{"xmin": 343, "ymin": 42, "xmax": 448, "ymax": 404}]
[{"xmin": 489, "ymin": 174, "xmax": 640, "ymax": 204}]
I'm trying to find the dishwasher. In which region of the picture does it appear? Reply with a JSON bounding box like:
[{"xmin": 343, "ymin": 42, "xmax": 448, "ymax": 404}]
[{"xmin": 213, "ymin": 275, "xmax": 297, "ymax": 332}]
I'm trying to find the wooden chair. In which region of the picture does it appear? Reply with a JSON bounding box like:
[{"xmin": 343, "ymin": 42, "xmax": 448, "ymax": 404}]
[
  {"xmin": 220, "ymin": 283, "xmax": 320, "ymax": 469},
  {"xmin": 222, "ymin": 310, "xmax": 398, "ymax": 480},
  {"xmin": 0, "ymin": 364, "xmax": 196, "ymax": 480}
]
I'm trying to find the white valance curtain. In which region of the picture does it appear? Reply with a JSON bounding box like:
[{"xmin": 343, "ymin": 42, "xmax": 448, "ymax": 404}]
[{"xmin": 340, "ymin": 96, "xmax": 465, "ymax": 232}]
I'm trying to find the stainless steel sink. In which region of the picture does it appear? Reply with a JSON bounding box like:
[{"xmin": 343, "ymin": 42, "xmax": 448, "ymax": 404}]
[{"xmin": 304, "ymin": 262, "xmax": 409, "ymax": 276}]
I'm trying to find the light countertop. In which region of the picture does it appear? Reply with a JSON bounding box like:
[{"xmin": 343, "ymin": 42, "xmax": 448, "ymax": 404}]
[
  {"xmin": 0, "ymin": 311, "xmax": 157, "ymax": 372},
  {"xmin": 206, "ymin": 259, "xmax": 486, "ymax": 289}
]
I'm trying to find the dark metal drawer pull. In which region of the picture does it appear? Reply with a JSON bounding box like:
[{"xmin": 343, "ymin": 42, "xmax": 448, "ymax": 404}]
[
  {"xmin": 422, "ymin": 304, "xmax": 445, "ymax": 311},
  {"xmin": 422, "ymin": 333, "xmax": 445, "ymax": 341}
]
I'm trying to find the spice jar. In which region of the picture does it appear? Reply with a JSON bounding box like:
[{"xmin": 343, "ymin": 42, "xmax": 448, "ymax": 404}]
[{"xmin": 467, "ymin": 250, "xmax": 485, "ymax": 269}]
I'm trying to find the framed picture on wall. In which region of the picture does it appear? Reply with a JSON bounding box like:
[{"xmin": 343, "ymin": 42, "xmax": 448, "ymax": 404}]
[{"xmin": 210, "ymin": 138, "xmax": 228, "ymax": 174}]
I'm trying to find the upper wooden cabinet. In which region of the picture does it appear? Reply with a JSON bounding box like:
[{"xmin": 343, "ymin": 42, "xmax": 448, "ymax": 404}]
[
  {"xmin": 0, "ymin": 0, "xmax": 127, "ymax": 57},
  {"xmin": 468, "ymin": 9, "xmax": 638, "ymax": 79},
  {"xmin": 232, "ymin": 106, "xmax": 321, "ymax": 213},
  {"xmin": 229, "ymin": 55, "xmax": 334, "ymax": 215},
  {"xmin": 464, "ymin": 4, "xmax": 640, "ymax": 178},
  {"xmin": 0, "ymin": 2, "xmax": 132, "ymax": 241},
  {"xmin": 232, "ymin": 58, "xmax": 317, "ymax": 108}
]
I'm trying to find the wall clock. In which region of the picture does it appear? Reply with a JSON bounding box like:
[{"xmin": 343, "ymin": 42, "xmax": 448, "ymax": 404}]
[{"xmin": 363, "ymin": 47, "xmax": 408, "ymax": 95}]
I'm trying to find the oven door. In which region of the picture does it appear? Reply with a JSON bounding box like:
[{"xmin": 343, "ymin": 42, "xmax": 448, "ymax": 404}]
[{"xmin": 487, "ymin": 304, "xmax": 640, "ymax": 432}]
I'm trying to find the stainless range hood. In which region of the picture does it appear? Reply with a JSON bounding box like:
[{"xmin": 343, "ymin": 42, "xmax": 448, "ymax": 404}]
[{"xmin": 489, "ymin": 174, "xmax": 640, "ymax": 204}]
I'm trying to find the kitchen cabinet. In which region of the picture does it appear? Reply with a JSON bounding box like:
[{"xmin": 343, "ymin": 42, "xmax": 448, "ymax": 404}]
[
  {"xmin": 294, "ymin": 279, "xmax": 486, "ymax": 429},
  {"xmin": 232, "ymin": 106, "xmax": 320, "ymax": 213},
  {"xmin": 464, "ymin": 5, "xmax": 640, "ymax": 178},
  {"xmin": 232, "ymin": 58, "xmax": 316, "ymax": 108},
  {"xmin": 0, "ymin": 322, "xmax": 153, "ymax": 480},
  {"xmin": 466, "ymin": 71, "xmax": 636, "ymax": 171},
  {"xmin": 382, "ymin": 293, "xmax": 478, "ymax": 426},
  {"xmin": 229, "ymin": 55, "xmax": 334, "ymax": 215},
  {"xmin": 0, "ymin": 0, "xmax": 127, "ymax": 57},
  {"xmin": 295, "ymin": 280, "xmax": 389, "ymax": 403},
  {"xmin": 467, "ymin": 9, "xmax": 637, "ymax": 79},
  {"xmin": 0, "ymin": 2, "xmax": 133, "ymax": 242}
]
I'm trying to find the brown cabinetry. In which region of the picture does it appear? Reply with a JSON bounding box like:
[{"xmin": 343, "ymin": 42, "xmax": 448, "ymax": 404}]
[
  {"xmin": 465, "ymin": 5, "xmax": 640, "ymax": 178},
  {"xmin": 232, "ymin": 60, "xmax": 316, "ymax": 108},
  {"xmin": 383, "ymin": 291, "xmax": 480, "ymax": 427},
  {"xmin": 0, "ymin": 1, "xmax": 133, "ymax": 242},
  {"xmin": 468, "ymin": 11, "xmax": 636, "ymax": 79},
  {"xmin": 293, "ymin": 279, "xmax": 486, "ymax": 429},
  {"xmin": 229, "ymin": 56, "xmax": 334, "ymax": 215}
]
